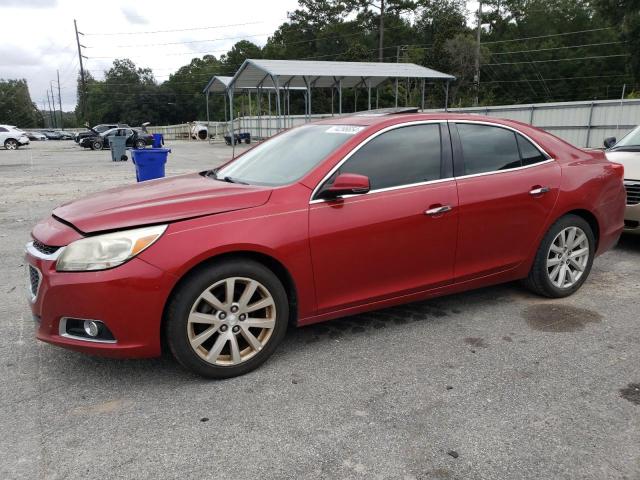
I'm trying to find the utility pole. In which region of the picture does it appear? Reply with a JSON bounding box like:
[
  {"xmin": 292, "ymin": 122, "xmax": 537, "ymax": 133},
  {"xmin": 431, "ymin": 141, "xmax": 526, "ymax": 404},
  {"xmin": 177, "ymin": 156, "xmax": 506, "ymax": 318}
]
[
  {"xmin": 378, "ymin": 0, "xmax": 385, "ymax": 62},
  {"xmin": 74, "ymin": 19, "xmax": 87, "ymax": 121},
  {"xmin": 474, "ymin": 1, "xmax": 482, "ymax": 107},
  {"xmin": 46, "ymin": 91, "xmax": 53, "ymax": 129},
  {"xmin": 42, "ymin": 100, "xmax": 48, "ymax": 128},
  {"xmin": 57, "ymin": 70, "xmax": 64, "ymax": 130},
  {"xmin": 50, "ymin": 82, "xmax": 57, "ymax": 129}
]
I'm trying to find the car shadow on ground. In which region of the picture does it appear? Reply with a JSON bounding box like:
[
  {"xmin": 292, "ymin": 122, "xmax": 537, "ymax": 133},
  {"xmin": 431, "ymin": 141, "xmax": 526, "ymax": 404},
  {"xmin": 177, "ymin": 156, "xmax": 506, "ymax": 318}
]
[
  {"xmin": 34, "ymin": 282, "xmax": 523, "ymax": 385},
  {"xmin": 615, "ymin": 234, "xmax": 640, "ymax": 253}
]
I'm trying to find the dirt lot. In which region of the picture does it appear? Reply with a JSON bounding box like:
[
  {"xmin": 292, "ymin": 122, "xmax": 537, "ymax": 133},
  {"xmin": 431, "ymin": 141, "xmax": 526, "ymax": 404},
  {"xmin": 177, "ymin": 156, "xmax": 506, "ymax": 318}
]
[{"xmin": 1, "ymin": 140, "xmax": 639, "ymax": 480}]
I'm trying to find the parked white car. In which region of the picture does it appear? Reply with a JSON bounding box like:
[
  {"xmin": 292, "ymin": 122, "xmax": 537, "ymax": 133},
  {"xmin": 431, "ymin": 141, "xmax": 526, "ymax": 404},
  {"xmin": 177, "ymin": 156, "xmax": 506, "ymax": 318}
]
[
  {"xmin": 604, "ymin": 126, "xmax": 640, "ymax": 234},
  {"xmin": 0, "ymin": 125, "xmax": 30, "ymax": 150}
]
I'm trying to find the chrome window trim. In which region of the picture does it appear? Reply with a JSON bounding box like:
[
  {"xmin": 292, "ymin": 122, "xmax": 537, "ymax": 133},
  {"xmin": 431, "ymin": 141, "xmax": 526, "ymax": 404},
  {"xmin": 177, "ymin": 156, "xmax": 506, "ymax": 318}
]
[
  {"xmin": 450, "ymin": 119, "xmax": 553, "ymax": 160},
  {"xmin": 309, "ymin": 120, "xmax": 445, "ymax": 204},
  {"xmin": 453, "ymin": 158, "xmax": 555, "ymax": 181},
  {"xmin": 58, "ymin": 317, "xmax": 117, "ymax": 344},
  {"xmin": 309, "ymin": 118, "xmax": 557, "ymax": 204},
  {"xmin": 25, "ymin": 241, "xmax": 64, "ymax": 261}
]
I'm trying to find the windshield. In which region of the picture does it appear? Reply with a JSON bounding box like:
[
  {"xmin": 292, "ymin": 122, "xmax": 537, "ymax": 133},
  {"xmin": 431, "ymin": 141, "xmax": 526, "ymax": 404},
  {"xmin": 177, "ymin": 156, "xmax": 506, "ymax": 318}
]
[
  {"xmin": 614, "ymin": 126, "xmax": 640, "ymax": 149},
  {"xmin": 216, "ymin": 124, "xmax": 363, "ymax": 186},
  {"xmin": 95, "ymin": 125, "xmax": 110, "ymax": 133}
]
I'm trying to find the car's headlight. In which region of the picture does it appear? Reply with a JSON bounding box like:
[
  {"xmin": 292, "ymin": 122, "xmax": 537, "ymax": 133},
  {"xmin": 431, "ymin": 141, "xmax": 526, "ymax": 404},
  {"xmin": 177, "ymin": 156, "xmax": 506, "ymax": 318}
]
[{"xmin": 56, "ymin": 225, "xmax": 167, "ymax": 272}]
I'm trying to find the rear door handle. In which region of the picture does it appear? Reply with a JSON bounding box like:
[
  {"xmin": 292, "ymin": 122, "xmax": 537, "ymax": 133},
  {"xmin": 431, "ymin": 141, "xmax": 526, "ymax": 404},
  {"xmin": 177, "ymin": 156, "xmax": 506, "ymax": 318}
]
[
  {"xmin": 529, "ymin": 186, "xmax": 550, "ymax": 195},
  {"xmin": 425, "ymin": 205, "xmax": 452, "ymax": 216}
]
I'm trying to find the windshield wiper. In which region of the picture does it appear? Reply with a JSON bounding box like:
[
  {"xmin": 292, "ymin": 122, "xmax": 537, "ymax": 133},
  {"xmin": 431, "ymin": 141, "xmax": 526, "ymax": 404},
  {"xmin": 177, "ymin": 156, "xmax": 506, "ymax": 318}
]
[{"xmin": 222, "ymin": 176, "xmax": 249, "ymax": 185}]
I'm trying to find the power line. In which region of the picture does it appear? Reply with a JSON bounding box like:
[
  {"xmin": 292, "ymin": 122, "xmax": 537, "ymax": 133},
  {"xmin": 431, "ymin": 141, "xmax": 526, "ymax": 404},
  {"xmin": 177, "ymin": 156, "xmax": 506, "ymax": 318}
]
[
  {"xmin": 89, "ymin": 31, "xmax": 275, "ymax": 49},
  {"xmin": 489, "ymin": 41, "xmax": 624, "ymax": 56},
  {"xmin": 482, "ymin": 73, "xmax": 632, "ymax": 84},
  {"xmin": 485, "ymin": 53, "xmax": 629, "ymax": 66},
  {"xmin": 83, "ymin": 21, "xmax": 265, "ymax": 36},
  {"xmin": 481, "ymin": 27, "xmax": 614, "ymax": 45}
]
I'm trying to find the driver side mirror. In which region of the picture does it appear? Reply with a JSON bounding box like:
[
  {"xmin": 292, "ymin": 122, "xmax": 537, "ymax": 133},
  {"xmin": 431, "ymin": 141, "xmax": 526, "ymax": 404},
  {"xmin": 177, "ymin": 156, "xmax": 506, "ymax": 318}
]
[
  {"xmin": 319, "ymin": 173, "xmax": 370, "ymax": 199},
  {"xmin": 604, "ymin": 136, "xmax": 617, "ymax": 149}
]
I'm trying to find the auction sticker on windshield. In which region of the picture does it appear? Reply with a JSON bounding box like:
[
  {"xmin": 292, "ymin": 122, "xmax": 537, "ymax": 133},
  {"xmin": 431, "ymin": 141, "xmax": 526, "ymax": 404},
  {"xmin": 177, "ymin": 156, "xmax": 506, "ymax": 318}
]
[{"xmin": 325, "ymin": 125, "xmax": 365, "ymax": 134}]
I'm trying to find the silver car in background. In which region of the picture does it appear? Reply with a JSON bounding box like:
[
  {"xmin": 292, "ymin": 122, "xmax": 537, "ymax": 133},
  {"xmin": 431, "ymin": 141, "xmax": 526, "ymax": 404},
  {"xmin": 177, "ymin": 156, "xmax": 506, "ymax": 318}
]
[{"xmin": 0, "ymin": 125, "xmax": 30, "ymax": 150}]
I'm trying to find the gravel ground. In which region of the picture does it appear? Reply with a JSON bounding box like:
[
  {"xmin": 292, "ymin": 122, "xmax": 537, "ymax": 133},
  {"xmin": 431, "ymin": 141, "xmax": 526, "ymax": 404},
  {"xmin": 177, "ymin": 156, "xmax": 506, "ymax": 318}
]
[{"xmin": 1, "ymin": 140, "xmax": 639, "ymax": 480}]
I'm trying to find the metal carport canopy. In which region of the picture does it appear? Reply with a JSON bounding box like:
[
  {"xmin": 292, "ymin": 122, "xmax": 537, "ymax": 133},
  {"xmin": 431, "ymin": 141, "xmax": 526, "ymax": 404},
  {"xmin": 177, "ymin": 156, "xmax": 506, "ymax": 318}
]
[
  {"xmin": 203, "ymin": 76, "xmax": 232, "ymax": 94},
  {"xmin": 202, "ymin": 75, "xmax": 308, "ymax": 94},
  {"xmin": 229, "ymin": 59, "xmax": 455, "ymax": 89}
]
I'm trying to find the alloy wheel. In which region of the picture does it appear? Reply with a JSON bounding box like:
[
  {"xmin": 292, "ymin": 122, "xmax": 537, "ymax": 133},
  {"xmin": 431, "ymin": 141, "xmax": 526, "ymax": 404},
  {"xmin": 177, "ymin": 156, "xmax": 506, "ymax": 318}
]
[
  {"xmin": 187, "ymin": 277, "xmax": 276, "ymax": 366},
  {"xmin": 5, "ymin": 140, "xmax": 17, "ymax": 150},
  {"xmin": 546, "ymin": 226, "xmax": 589, "ymax": 289}
]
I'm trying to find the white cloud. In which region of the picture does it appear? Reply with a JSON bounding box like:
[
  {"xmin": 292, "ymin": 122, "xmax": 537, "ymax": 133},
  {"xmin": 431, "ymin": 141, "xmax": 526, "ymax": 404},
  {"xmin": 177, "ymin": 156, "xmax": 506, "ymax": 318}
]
[
  {"xmin": 121, "ymin": 5, "xmax": 148, "ymax": 25},
  {"xmin": 0, "ymin": 0, "xmax": 298, "ymax": 111},
  {"xmin": 2, "ymin": 0, "xmax": 57, "ymax": 7}
]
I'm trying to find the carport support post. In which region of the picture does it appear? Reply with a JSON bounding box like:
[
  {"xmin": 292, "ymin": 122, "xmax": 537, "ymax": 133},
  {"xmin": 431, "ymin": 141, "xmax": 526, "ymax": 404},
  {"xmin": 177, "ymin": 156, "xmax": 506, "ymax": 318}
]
[
  {"xmin": 228, "ymin": 87, "xmax": 236, "ymax": 157},
  {"xmin": 368, "ymin": 81, "xmax": 371, "ymax": 111},
  {"xmin": 271, "ymin": 75, "xmax": 282, "ymax": 132},
  {"xmin": 444, "ymin": 81, "xmax": 449, "ymax": 111},
  {"xmin": 338, "ymin": 79, "xmax": 342, "ymax": 115},
  {"xmin": 421, "ymin": 79, "xmax": 425, "ymax": 111},
  {"xmin": 205, "ymin": 91, "xmax": 210, "ymax": 143},
  {"xmin": 394, "ymin": 78, "xmax": 398, "ymax": 108},
  {"xmin": 267, "ymin": 91, "xmax": 272, "ymax": 137},
  {"xmin": 331, "ymin": 88, "xmax": 334, "ymax": 116},
  {"xmin": 376, "ymin": 88, "xmax": 379, "ymax": 109}
]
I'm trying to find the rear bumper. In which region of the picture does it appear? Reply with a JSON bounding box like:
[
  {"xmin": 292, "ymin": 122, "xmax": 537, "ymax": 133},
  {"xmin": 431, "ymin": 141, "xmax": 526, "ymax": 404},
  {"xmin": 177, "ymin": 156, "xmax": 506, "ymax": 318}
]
[{"xmin": 25, "ymin": 249, "xmax": 177, "ymax": 358}]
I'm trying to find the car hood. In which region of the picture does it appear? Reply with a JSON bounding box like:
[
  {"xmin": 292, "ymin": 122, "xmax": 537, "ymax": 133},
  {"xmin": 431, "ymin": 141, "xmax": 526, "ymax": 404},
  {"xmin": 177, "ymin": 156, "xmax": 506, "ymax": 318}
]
[
  {"xmin": 606, "ymin": 150, "xmax": 640, "ymax": 180},
  {"xmin": 53, "ymin": 173, "xmax": 272, "ymax": 233}
]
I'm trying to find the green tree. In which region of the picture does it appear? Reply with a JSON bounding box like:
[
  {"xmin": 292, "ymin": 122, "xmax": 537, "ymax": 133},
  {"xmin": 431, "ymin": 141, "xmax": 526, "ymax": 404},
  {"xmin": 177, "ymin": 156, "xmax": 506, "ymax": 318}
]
[
  {"xmin": 0, "ymin": 79, "xmax": 43, "ymax": 127},
  {"xmin": 592, "ymin": 0, "xmax": 640, "ymax": 81}
]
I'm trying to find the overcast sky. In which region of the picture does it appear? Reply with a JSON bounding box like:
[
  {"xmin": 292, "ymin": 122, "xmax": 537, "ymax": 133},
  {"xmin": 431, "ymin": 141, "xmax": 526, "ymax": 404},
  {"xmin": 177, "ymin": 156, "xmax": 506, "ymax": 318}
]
[
  {"xmin": 1, "ymin": 0, "xmax": 477, "ymax": 113},
  {"xmin": 0, "ymin": 0, "xmax": 299, "ymax": 111}
]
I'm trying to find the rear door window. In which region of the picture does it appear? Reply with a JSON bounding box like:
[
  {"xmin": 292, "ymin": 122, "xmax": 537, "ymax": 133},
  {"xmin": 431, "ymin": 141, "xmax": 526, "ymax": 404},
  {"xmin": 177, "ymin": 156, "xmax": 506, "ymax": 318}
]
[{"xmin": 457, "ymin": 123, "xmax": 521, "ymax": 175}]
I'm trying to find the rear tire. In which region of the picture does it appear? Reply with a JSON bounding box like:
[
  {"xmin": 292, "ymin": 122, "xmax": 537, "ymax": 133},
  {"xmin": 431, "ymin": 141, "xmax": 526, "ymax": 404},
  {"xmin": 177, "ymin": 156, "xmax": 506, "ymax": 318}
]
[
  {"xmin": 524, "ymin": 214, "xmax": 595, "ymax": 298},
  {"xmin": 165, "ymin": 259, "xmax": 289, "ymax": 379},
  {"xmin": 134, "ymin": 139, "xmax": 146, "ymax": 149},
  {"xmin": 91, "ymin": 140, "xmax": 103, "ymax": 150},
  {"xmin": 4, "ymin": 139, "xmax": 18, "ymax": 150}
]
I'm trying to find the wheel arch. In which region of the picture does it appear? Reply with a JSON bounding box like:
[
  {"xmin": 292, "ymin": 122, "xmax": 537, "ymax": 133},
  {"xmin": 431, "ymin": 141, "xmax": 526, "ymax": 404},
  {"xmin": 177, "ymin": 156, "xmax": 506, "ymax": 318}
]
[
  {"xmin": 558, "ymin": 208, "xmax": 600, "ymax": 250},
  {"xmin": 160, "ymin": 250, "xmax": 299, "ymax": 351}
]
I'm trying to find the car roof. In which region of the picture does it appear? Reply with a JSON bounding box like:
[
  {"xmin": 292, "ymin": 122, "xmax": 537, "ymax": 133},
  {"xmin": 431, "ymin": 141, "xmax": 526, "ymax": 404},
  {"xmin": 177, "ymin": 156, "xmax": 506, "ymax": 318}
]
[{"xmin": 313, "ymin": 112, "xmax": 583, "ymax": 160}]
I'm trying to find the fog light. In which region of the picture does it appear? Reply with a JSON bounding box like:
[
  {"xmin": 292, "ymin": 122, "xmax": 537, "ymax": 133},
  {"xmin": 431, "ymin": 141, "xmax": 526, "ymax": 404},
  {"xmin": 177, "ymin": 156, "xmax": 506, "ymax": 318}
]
[{"xmin": 83, "ymin": 320, "xmax": 99, "ymax": 337}]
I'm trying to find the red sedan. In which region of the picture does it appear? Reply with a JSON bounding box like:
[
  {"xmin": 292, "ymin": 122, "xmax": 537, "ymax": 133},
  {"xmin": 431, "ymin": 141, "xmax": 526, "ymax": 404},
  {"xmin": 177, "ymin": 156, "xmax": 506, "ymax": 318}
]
[{"xmin": 26, "ymin": 113, "xmax": 625, "ymax": 378}]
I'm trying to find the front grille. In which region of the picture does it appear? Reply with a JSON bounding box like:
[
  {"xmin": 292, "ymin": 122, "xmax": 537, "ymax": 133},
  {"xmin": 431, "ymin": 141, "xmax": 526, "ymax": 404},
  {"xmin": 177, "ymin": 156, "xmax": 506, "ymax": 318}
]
[
  {"xmin": 29, "ymin": 265, "xmax": 40, "ymax": 299},
  {"xmin": 625, "ymin": 181, "xmax": 640, "ymax": 205},
  {"xmin": 32, "ymin": 240, "xmax": 60, "ymax": 256}
]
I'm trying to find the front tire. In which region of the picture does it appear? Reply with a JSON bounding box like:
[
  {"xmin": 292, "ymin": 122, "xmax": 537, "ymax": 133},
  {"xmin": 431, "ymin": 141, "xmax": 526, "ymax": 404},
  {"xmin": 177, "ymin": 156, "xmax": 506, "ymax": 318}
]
[
  {"xmin": 134, "ymin": 139, "xmax": 146, "ymax": 149},
  {"xmin": 91, "ymin": 140, "xmax": 103, "ymax": 150},
  {"xmin": 4, "ymin": 139, "xmax": 18, "ymax": 150},
  {"xmin": 165, "ymin": 259, "xmax": 289, "ymax": 378},
  {"xmin": 524, "ymin": 214, "xmax": 595, "ymax": 298}
]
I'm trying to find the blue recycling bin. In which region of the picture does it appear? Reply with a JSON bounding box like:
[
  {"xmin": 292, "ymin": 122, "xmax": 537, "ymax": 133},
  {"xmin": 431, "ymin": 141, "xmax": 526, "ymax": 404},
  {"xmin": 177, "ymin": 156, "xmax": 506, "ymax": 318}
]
[
  {"xmin": 131, "ymin": 148, "xmax": 170, "ymax": 182},
  {"xmin": 152, "ymin": 133, "xmax": 164, "ymax": 148}
]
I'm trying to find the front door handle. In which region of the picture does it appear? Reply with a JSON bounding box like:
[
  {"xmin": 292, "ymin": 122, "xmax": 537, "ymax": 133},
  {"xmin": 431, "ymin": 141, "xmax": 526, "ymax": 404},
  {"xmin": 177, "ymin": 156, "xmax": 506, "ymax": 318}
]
[
  {"xmin": 425, "ymin": 205, "xmax": 452, "ymax": 216},
  {"xmin": 529, "ymin": 186, "xmax": 550, "ymax": 195}
]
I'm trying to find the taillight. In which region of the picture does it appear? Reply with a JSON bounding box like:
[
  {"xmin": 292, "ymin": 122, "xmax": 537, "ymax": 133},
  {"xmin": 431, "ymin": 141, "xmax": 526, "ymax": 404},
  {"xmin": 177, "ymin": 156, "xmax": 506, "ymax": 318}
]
[{"xmin": 610, "ymin": 162, "xmax": 624, "ymax": 178}]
